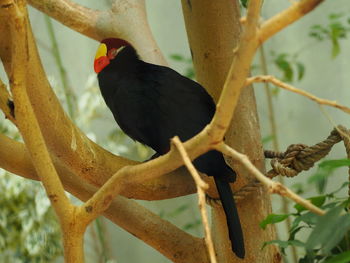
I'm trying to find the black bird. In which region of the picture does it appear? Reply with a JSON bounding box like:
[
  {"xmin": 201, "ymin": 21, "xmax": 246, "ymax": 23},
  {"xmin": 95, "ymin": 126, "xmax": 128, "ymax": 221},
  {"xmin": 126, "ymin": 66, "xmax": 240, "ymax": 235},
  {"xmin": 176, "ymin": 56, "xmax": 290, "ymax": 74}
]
[{"xmin": 94, "ymin": 38, "xmax": 245, "ymax": 258}]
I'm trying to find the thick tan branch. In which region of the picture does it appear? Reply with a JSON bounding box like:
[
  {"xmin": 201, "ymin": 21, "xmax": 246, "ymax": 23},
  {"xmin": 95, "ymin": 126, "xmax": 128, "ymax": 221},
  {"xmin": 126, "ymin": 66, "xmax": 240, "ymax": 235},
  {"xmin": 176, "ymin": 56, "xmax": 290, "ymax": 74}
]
[
  {"xmin": 209, "ymin": 0, "xmax": 261, "ymax": 141},
  {"xmin": 8, "ymin": 0, "xmax": 73, "ymax": 218},
  {"xmin": 0, "ymin": 0, "xmax": 327, "ymax": 205},
  {"xmin": 0, "ymin": 134, "xmax": 207, "ymax": 263},
  {"xmin": 0, "ymin": 0, "xmax": 199, "ymax": 201},
  {"xmin": 81, "ymin": 129, "xmax": 216, "ymax": 218},
  {"xmin": 7, "ymin": 2, "xmax": 85, "ymax": 261},
  {"xmin": 29, "ymin": 0, "xmax": 100, "ymax": 39},
  {"xmin": 259, "ymin": 0, "xmax": 325, "ymax": 43},
  {"xmin": 0, "ymin": 40, "xmax": 195, "ymax": 203},
  {"xmin": 0, "ymin": 79, "xmax": 15, "ymax": 123},
  {"xmin": 247, "ymin": 75, "xmax": 350, "ymax": 114},
  {"xmin": 181, "ymin": 0, "xmax": 280, "ymax": 261},
  {"xmin": 28, "ymin": 0, "xmax": 166, "ymax": 65}
]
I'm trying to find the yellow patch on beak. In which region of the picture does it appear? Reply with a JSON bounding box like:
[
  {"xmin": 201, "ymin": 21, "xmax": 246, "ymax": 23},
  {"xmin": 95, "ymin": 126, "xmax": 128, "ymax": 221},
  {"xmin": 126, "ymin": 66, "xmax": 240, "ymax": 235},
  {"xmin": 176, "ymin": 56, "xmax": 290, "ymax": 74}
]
[
  {"xmin": 94, "ymin": 43, "xmax": 110, "ymax": 73},
  {"xmin": 95, "ymin": 43, "xmax": 107, "ymax": 60}
]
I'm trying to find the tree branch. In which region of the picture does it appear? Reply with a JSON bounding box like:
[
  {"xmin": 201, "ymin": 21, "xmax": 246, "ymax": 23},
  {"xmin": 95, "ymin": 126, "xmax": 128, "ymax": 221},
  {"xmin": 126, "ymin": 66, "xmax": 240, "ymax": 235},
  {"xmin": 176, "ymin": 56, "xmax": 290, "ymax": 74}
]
[
  {"xmin": 0, "ymin": 0, "xmax": 201, "ymax": 201},
  {"xmin": 0, "ymin": 0, "xmax": 328, "ymax": 261},
  {"xmin": 0, "ymin": 79, "xmax": 15, "ymax": 123},
  {"xmin": 8, "ymin": 0, "xmax": 72, "ymax": 218},
  {"xmin": 6, "ymin": 1, "xmax": 83, "ymax": 261},
  {"xmin": 0, "ymin": 0, "xmax": 327, "ymax": 204},
  {"xmin": 28, "ymin": 0, "xmax": 166, "ymax": 65},
  {"xmin": 247, "ymin": 75, "xmax": 350, "ymax": 114},
  {"xmin": 259, "ymin": 0, "xmax": 325, "ymax": 44},
  {"xmin": 209, "ymin": 0, "xmax": 261, "ymax": 141},
  {"xmin": 0, "ymin": 133, "xmax": 207, "ymax": 263},
  {"xmin": 218, "ymin": 143, "xmax": 325, "ymax": 216},
  {"xmin": 172, "ymin": 136, "xmax": 216, "ymax": 263}
]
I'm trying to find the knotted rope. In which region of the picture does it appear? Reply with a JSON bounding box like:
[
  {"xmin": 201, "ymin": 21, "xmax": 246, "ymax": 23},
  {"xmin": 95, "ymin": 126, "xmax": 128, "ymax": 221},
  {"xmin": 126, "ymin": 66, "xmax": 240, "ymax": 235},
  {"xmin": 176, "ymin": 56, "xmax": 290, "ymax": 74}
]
[{"xmin": 207, "ymin": 125, "xmax": 350, "ymax": 206}]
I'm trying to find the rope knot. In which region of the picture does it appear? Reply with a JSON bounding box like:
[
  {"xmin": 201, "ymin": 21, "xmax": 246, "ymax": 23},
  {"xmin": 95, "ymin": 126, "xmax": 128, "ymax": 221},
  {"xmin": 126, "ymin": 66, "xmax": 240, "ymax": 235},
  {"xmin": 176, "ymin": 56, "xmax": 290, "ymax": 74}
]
[{"xmin": 266, "ymin": 126, "xmax": 347, "ymax": 178}]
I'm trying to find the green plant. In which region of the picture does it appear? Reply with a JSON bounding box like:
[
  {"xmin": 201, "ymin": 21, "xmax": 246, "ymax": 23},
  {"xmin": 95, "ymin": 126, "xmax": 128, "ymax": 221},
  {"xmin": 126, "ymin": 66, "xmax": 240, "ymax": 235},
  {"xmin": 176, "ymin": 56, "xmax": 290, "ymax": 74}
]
[
  {"xmin": 0, "ymin": 172, "xmax": 62, "ymax": 263},
  {"xmin": 309, "ymin": 13, "xmax": 350, "ymax": 58},
  {"xmin": 261, "ymin": 159, "xmax": 350, "ymax": 263}
]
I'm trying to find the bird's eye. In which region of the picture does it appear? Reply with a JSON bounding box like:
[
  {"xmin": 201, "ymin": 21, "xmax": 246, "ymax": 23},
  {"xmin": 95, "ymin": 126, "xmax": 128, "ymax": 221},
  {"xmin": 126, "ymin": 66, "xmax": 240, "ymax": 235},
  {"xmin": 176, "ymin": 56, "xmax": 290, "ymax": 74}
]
[{"xmin": 108, "ymin": 48, "xmax": 118, "ymax": 60}]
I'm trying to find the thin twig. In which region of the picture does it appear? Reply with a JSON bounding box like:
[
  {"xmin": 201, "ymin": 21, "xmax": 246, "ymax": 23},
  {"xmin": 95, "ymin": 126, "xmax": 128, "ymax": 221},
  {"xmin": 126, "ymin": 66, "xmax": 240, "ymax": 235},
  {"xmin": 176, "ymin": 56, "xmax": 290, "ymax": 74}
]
[
  {"xmin": 247, "ymin": 75, "xmax": 350, "ymax": 115},
  {"xmin": 172, "ymin": 136, "xmax": 217, "ymax": 263},
  {"xmin": 217, "ymin": 143, "xmax": 325, "ymax": 216}
]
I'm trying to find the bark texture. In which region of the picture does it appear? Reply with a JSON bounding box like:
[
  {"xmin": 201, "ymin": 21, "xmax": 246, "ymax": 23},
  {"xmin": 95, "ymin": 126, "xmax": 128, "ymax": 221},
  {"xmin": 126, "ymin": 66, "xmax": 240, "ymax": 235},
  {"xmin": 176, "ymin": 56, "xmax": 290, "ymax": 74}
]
[{"xmin": 181, "ymin": 0, "xmax": 280, "ymax": 262}]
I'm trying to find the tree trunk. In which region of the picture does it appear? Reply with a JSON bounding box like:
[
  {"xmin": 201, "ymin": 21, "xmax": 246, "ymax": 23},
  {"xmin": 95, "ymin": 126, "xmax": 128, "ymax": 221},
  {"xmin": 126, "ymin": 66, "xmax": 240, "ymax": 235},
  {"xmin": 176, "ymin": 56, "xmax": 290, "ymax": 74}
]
[{"xmin": 181, "ymin": 0, "xmax": 281, "ymax": 262}]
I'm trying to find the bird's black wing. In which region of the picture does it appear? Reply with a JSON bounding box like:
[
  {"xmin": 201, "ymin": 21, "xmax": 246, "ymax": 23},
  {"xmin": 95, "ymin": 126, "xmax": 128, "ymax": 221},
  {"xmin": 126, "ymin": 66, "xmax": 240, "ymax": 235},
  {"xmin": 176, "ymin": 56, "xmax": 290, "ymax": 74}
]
[
  {"xmin": 98, "ymin": 57, "xmax": 245, "ymax": 258},
  {"xmin": 108, "ymin": 61, "xmax": 216, "ymax": 154}
]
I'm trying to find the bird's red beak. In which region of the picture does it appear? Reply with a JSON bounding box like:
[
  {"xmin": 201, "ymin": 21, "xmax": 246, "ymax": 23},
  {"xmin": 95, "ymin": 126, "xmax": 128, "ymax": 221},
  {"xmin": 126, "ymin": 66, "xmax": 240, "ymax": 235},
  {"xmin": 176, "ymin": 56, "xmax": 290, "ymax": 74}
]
[{"xmin": 94, "ymin": 43, "xmax": 110, "ymax": 73}]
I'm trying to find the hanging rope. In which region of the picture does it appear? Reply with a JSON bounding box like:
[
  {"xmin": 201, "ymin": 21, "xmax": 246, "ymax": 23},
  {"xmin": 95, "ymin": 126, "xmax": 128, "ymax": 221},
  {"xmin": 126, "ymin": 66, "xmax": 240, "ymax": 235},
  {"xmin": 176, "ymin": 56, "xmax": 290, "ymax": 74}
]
[
  {"xmin": 266, "ymin": 125, "xmax": 350, "ymax": 196},
  {"xmin": 206, "ymin": 125, "xmax": 350, "ymax": 206}
]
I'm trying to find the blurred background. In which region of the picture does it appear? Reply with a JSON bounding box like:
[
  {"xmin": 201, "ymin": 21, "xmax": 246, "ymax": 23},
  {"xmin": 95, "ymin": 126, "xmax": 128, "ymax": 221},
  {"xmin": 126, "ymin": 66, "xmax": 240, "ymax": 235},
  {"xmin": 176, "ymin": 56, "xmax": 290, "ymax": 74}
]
[{"xmin": 0, "ymin": 0, "xmax": 349, "ymax": 262}]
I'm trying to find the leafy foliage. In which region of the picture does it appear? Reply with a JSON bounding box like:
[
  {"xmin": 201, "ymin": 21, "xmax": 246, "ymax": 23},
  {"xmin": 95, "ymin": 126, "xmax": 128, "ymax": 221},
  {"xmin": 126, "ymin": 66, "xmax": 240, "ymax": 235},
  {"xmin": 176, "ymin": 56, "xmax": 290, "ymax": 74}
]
[
  {"xmin": 0, "ymin": 172, "xmax": 62, "ymax": 263},
  {"xmin": 262, "ymin": 158, "xmax": 350, "ymax": 263},
  {"xmin": 309, "ymin": 13, "xmax": 350, "ymax": 58},
  {"xmin": 0, "ymin": 90, "xmax": 64, "ymax": 262},
  {"xmin": 260, "ymin": 213, "xmax": 290, "ymax": 230},
  {"xmin": 308, "ymin": 159, "xmax": 350, "ymax": 194},
  {"xmin": 270, "ymin": 51, "xmax": 306, "ymax": 83},
  {"xmin": 240, "ymin": 0, "xmax": 248, "ymax": 8}
]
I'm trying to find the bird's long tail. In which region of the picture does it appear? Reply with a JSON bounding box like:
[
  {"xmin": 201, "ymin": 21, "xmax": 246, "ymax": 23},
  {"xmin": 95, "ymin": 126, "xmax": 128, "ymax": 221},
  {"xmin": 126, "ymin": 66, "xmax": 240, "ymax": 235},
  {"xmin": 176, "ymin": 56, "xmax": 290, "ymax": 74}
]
[{"xmin": 214, "ymin": 175, "xmax": 245, "ymax": 259}]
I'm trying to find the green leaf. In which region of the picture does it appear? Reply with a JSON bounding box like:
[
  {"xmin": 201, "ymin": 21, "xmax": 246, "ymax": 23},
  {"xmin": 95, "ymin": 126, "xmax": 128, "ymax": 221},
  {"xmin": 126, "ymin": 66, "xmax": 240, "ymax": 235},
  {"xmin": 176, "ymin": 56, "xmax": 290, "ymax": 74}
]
[
  {"xmin": 331, "ymin": 37, "xmax": 341, "ymax": 58},
  {"xmin": 296, "ymin": 62, "xmax": 305, "ymax": 81},
  {"xmin": 292, "ymin": 182, "xmax": 305, "ymax": 195},
  {"xmin": 291, "ymin": 211, "xmax": 319, "ymax": 232},
  {"xmin": 329, "ymin": 13, "xmax": 344, "ymax": 20},
  {"xmin": 262, "ymin": 135, "xmax": 274, "ymax": 145},
  {"xmin": 306, "ymin": 205, "xmax": 346, "ymax": 252},
  {"xmin": 240, "ymin": 0, "xmax": 248, "ymax": 8},
  {"xmin": 275, "ymin": 54, "xmax": 293, "ymax": 82},
  {"xmin": 289, "ymin": 226, "xmax": 304, "ymax": 241},
  {"xmin": 319, "ymin": 159, "xmax": 350, "ymax": 169},
  {"xmin": 182, "ymin": 219, "xmax": 201, "ymax": 231},
  {"xmin": 329, "ymin": 182, "xmax": 350, "ymax": 196},
  {"xmin": 260, "ymin": 213, "xmax": 290, "ymax": 230},
  {"xmin": 309, "ymin": 31, "xmax": 324, "ymax": 41},
  {"xmin": 262, "ymin": 239, "xmax": 305, "ymax": 253},
  {"xmin": 185, "ymin": 68, "xmax": 195, "ymax": 79},
  {"xmin": 308, "ymin": 168, "xmax": 329, "ymax": 194},
  {"xmin": 322, "ymin": 213, "xmax": 350, "ymax": 254},
  {"xmin": 324, "ymin": 251, "xmax": 350, "ymax": 263},
  {"xmin": 294, "ymin": 196, "xmax": 326, "ymax": 213},
  {"xmin": 169, "ymin": 54, "xmax": 184, "ymax": 61},
  {"xmin": 167, "ymin": 204, "xmax": 189, "ymax": 217},
  {"xmin": 308, "ymin": 159, "xmax": 350, "ymax": 193}
]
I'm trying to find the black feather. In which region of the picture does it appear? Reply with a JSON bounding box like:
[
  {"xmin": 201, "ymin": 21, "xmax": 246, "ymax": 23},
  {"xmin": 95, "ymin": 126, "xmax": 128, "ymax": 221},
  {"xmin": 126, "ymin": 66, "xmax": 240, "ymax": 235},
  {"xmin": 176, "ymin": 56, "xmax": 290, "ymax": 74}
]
[{"xmin": 97, "ymin": 44, "xmax": 245, "ymax": 258}]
